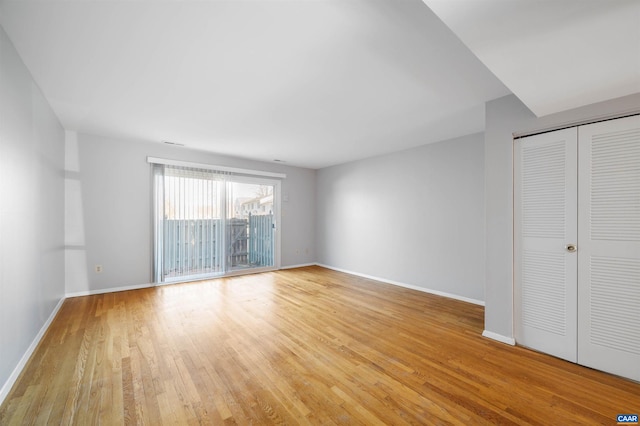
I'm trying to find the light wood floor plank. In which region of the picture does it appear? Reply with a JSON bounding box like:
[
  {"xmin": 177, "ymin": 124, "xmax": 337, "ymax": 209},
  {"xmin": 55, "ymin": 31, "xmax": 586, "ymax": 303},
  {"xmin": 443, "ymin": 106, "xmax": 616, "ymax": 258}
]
[{"xmin": 1, "ymin": 266, "xmax": 639, "ymax": 425}]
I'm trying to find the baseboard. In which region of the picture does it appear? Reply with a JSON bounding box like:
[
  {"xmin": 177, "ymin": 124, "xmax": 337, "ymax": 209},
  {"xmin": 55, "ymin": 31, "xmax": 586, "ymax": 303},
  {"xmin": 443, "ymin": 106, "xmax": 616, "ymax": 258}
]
[
  {"xmin": 66, "ymin": 282, "xmax": 154, "ymax": 298},
  {"xmin": 0, "ymin": 296, "xmax": 65, "ymax": 406},
  {"xmin": 279, "ymin": 263, "xmax": 317, "ymax": 270},
  {"xmin": 482, "ymin": 330, "xmax": 516, "ymax": 346},
  {"xmin": 316, "ymin": 263, "xmax": 485, "ymax": 306}
]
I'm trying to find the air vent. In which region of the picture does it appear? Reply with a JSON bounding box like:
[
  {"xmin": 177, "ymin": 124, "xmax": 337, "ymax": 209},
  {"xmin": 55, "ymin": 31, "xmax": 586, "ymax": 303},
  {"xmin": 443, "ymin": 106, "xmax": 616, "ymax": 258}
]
[{"xmin": 162, "ymin": 140, "xmax": 185, "ymax": 147}]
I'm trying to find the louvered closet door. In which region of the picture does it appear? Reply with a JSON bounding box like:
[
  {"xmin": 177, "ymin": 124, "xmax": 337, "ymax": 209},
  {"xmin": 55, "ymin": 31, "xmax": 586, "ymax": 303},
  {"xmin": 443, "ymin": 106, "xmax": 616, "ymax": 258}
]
[
  {"xmin": 577, "ymin": 115, "xmax": 640, "ymax": 381},
  {"xmin": 515, "ymin": 128, "xmax": 578, "ymax": 362}
]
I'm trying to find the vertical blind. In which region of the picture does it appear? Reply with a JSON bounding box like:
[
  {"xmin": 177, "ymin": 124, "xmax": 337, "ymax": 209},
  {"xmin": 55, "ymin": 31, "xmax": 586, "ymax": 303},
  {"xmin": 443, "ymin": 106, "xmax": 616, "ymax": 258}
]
[{"xmin": 154, "ymin": 165, "xmax": 227, "ymax": 282}]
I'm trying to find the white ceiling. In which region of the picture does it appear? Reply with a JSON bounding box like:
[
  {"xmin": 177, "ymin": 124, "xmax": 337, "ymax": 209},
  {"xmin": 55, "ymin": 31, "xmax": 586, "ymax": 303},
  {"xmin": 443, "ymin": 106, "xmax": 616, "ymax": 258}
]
[
  {"xmin": 423, "ymin": 0, "xmax": 640, "ymax": 117},
  {"xmin": 0, "ymin": 1, "xmax": 636, "ymax": 169},
  {"xmin": 0, "ymin": 0, "xmax": 509, "ymax": 168}
]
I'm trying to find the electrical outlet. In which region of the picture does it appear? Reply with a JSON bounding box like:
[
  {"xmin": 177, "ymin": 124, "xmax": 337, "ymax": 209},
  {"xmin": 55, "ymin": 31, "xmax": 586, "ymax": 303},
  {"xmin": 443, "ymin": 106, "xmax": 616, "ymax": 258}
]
[{"xmin": 95, "ymin": 265, "xmax": 103, "ymax": 273}]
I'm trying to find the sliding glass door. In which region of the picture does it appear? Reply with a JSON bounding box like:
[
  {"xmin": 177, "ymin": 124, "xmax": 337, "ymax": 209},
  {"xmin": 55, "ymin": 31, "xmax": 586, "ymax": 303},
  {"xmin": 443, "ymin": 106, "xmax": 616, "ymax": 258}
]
[
  {"xmin": 154, "ymin": 165, "xmax": 279, "ymax": 283},
  {"xmin": 226, "ymin": 180, "xmax": 276, "ymax": 273}
]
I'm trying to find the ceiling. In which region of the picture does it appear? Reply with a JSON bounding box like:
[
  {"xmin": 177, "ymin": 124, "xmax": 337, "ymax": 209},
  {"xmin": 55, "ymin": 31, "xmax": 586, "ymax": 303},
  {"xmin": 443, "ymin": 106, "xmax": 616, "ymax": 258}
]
[
  {"xmin": 423, "ymin": 0, "xmax": 640, "ymax": 117},
  {"xmin": 0, "ymin": 1, "xmax": 637, "ymax": 169}
]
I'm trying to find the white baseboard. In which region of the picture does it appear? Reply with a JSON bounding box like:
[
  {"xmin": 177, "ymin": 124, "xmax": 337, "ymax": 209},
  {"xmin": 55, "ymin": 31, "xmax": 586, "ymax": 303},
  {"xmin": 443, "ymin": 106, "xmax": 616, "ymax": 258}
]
[
  {"xmin": 0, "ymin": 296, "xmax": 65, "ymax": 406},
  {"xmin": 482, "ymin": 330, "xmax": 516, "ymax": 346},
  {"xmin": 66, "ymin": 282, "xmax": 154, "ymax": 298},
  {"xmin": 316, "ymin": 263, "xmax": 485, "ymax": 306},
  {"xmin": 280, "ymin": 263, "xmax": 317, "ymax": 270}
]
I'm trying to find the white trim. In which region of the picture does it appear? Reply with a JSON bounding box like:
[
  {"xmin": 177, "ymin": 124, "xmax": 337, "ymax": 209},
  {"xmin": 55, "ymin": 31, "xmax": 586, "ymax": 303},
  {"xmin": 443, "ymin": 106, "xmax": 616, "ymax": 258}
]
[
  {"xmin": 317, "ymin": 263, "xmax": 485, "ymax": 306},
  {"xmin": 66, "ymin": 283, "xmax": 154, "ymax": 298},
  {"xmin": 280, "ymin": 263, "xmax": 316, "ymax": 270},
  {"xmin": 482, "ymin": 330, "xmax": 516, "ymax": 346},
  {"xmin": 0, "ymin": 297, "xmax": 65, "ymax": 405},
  {"xmin": 274, "ymin": 182, "xmax": 282, "ymax": 270},
  {"xmin": 147, "ymin": 157, "xmax": 286, "ymax": 179}
]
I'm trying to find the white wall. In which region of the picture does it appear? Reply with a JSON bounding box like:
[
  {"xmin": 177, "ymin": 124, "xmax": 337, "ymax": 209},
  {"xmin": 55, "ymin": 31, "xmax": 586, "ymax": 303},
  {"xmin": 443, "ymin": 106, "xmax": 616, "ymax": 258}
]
[
  {"xmin": 317, "ymin": 133, "xmax": 485, "ymax": 302},
  {"xmin": 65, "ymin": 132, "xmax": 316, "ymax": 294},
  {"xmin": 0, "ymin": 27, "xmax": 65, "ymax": 396},
  {"xmin": 484, "ymin": 93, "xmax": 640, "ymax": 341}
]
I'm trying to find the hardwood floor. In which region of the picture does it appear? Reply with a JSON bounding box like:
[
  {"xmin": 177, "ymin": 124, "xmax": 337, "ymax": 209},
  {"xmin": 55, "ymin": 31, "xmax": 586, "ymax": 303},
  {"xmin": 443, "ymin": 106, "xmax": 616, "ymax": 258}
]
[{"xmin": 1, "ymin": 266, "xmax": 638, "ymax": 425}]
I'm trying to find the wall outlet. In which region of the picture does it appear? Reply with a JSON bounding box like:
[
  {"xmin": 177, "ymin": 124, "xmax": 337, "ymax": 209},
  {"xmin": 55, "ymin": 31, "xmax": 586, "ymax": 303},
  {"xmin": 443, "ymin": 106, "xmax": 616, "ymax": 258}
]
[{"xmin": 95, "ymin": 265, "xmax": 103, "ymax": 273}]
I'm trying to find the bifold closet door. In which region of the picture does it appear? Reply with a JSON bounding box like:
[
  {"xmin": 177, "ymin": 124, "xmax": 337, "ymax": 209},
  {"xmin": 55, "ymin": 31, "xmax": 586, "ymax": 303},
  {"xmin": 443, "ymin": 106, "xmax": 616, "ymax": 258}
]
[
  {"xmin": 515, "ymin": 127, "xmax": 578, "ymax": 362},
  {"xmin": 577, "ymin": 115, "xmax": 640, "ymax": 381}
]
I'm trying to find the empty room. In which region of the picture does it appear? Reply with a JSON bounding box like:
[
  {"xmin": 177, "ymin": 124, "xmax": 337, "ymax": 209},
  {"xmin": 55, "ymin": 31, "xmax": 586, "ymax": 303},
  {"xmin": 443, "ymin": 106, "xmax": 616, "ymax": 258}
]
[{"xmin": 1, "ymin": 0, "xmax": 639, "ymax": 424}]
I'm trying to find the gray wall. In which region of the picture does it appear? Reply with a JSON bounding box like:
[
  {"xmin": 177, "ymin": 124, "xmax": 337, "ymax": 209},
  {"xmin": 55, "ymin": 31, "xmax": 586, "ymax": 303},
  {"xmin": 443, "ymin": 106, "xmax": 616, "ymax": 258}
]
[
  {"xmin": 484, "ymin": 93, "xmax": 640, "ymax": 340},
  {"xmin": 65, "ymin": 132, "xmax": 316, "ymax": 294},
  {"xmin": 0, "ymin": 27, "xmax": 65, "ymax": 395},
  {"xmin": 317, "ymin": 133, "xmax": 485, "ymax": 302}
]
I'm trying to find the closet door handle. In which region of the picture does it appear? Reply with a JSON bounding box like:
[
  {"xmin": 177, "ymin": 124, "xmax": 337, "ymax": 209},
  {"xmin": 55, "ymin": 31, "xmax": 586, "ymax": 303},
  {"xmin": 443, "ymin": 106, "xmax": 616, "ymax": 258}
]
[{"xmin": 566, "ymin": 244, "xmax": 577, "ymax": 252}]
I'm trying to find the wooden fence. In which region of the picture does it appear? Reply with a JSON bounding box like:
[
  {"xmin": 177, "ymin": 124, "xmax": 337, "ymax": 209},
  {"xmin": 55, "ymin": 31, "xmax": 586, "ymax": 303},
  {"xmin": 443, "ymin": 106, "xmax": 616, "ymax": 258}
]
[{"xmin": 163, "ymin": 215, "xmax": 273, "ymax": 277}]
